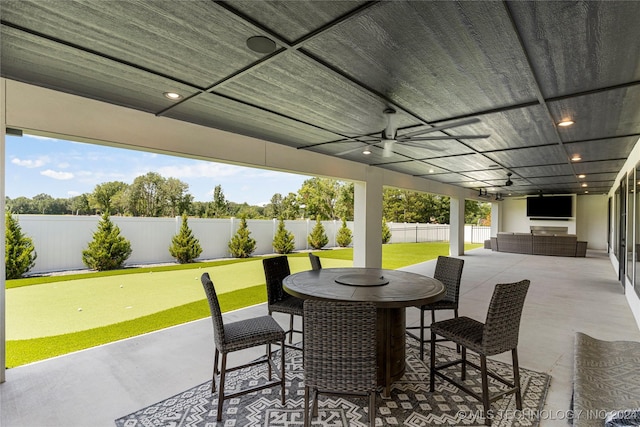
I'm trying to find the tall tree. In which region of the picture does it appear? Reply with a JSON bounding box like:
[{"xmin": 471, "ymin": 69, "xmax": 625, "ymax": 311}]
[
  {"xmin": 298, "ymin": 177, "xmax": 341, "ymax": 220},
  {"xmin": 335, "ymin": 182, "xmax": 354, "ymax": 221},
  {"xmin": 32, "ymin": 193, "xmax": 54, "ymax": 214},
  {"xmin": 163, "ymin": 177, "xmax": 192, "ymax": 217},
  {"xmin": 210, "ymin": 184, "xmax": 229, "ymax": 218},
  {"xmin": 281, "ymin": 192, "xmax": 301, "ymax": 220},
  {"xmin": 264, "ymin": 193, "xmax": 284, "ymax": 219},
  {"xmin": 128, "ymin": 172, "xmax": 165, "ymax": 217},
  {"xmin": 6, "ymin": 196, "xmax": 37, "ymax": 214},
  {"xmin": 88, "ymin": 181, "xmax": 128, "ymax": 214},
  {"xmin": 69, "ymin": 194, "xmax": 92, "ymax": 215}
]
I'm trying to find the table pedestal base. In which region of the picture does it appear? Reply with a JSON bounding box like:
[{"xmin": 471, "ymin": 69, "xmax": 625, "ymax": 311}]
[{"xmin": 376, "ymin": 307, "xmax": 406, "ymax": 396}]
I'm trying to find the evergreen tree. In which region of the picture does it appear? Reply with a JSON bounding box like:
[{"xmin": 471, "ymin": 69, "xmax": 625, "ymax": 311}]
[
  {"xmin": 336, "ymin": 218, "xmax": 352, "ymax": 247},
  {"xmin": 272, "ymin": 218, "xmax": 295, "ymax": 254},
  {"xmin": 307, "ymin": 218, "xmax": 329, "ymax": 249},
  {"xmin": 5, "ymin": 211, "xmax": 37, "ymax": 279},
  {"xmin": 82, "ymin": 212, "xmax": 132, "ymax": 271},
  {"xmin": 382, "ymin": 218, "xmax": 392, "ymax": 244},
  {"xmin": 228, "ymin": 216, "xmax": 256, "ymax": 258},
  {"xmin": 169, "ymin": 213, "xmax": 203, "ymax": 263}
]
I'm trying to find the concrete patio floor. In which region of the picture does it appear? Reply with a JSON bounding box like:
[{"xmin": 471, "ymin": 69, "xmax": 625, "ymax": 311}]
[{"xmin": 2, "ymin": 248, "xmax": 639, "ymax": 427}]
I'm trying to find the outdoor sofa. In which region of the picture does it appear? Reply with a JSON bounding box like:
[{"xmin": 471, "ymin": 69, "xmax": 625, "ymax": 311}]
[{"xmin": 488, "ymin": 232, "xmax": 587, "ymax": 257}]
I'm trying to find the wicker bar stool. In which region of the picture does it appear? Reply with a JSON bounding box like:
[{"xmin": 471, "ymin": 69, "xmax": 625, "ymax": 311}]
[
  {"xmin": 263, "ymin": 256, "xmax": 304, "ymax": 347},
  {"xmin": 303, "ymin": 300, "xmax": 378, "ymax": 427},
  {"xmin": 200, "ymin": 273, "xmax": 286, "ymax": 421},
  {"xmin": 430, "ymin": 279, "xmax": 530, "ymax": 426},
  {"xmin": 407, "ymin": 256, "xmax": 464, "ymax": 359},
  {"xmin": 308, "ymin": 253, "xmax": 322, "ymax": 271}
]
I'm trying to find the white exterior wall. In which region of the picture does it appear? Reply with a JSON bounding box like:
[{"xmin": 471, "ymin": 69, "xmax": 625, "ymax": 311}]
[
  {"xmin": 500, "ymin": 196, "xmax": 578, "ymax": 235},
  {"xmin": 576, "ymin": 195, "xmax": 609, "ymax": 251}
]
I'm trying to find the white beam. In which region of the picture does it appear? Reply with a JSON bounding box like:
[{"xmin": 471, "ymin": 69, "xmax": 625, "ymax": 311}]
[
  {"xmin": 449, "ymin": 191, "xmax": 466, "ymax": 256},
  {"xmin": 1, "ymin": 78, "xmax": 7, "ymax": 383}
]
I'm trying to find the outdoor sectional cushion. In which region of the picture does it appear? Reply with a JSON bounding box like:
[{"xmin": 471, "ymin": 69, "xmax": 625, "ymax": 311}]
[{"xmin": 532, "ymin": 234, "xmax": 578, "ymax": 256}]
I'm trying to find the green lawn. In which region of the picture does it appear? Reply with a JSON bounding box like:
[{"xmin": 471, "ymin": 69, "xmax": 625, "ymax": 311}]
[{"xmin": 6, "ymin": 243, "xmax": 481, "ymax": 367}]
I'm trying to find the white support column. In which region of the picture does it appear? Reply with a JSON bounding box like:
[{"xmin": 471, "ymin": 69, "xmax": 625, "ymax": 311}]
[
  {"xmin": 490, "ymin": 202, "xmax": 501, "ymax": 236},
  {"xmin": 1, "ymin": 79, "xmax": 7, "ymax": 383},
  {"xmin": 353, "ymin": 168, "xmax": 383, "ymax": 268},
  {"xmin": 449, "ymin": 191, "xmax": 465, "ymax": 256}
]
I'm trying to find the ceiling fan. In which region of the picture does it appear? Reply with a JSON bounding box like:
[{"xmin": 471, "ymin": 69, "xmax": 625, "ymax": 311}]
[
  {"xmin": 336, "ymin": 108, "xmax": 490, "ymax": 157},
  {"xmin": 505, "ymin": 172, "xmax": 514, "ymax": 186}
]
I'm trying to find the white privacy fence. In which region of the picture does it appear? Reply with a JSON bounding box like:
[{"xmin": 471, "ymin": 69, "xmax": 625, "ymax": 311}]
[
  {"xmin": 389, "ymin": 223, "xmax": 491, "ymax": 245},
  {"xmin": 11, "ymin": 215, "xmax": 490, "ymax": 274}
]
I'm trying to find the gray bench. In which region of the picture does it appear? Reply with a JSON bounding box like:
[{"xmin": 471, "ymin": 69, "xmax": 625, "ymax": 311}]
[{"xmin": 572, "ymin": 332, "xmax": 640, "ymax": 427}]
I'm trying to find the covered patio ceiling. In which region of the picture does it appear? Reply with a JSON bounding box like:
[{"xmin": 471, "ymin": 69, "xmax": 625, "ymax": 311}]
[{"xmin": 1, "ymin": 1, "xmax": 640, "ymax": 197}]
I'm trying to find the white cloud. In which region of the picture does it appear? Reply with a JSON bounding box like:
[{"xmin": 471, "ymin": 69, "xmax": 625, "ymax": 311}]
[
  {"xmin": 41, "ymin": 169, "xmax": 74, "ymax": 180},
  {"xmin": 58, "ymin": 162, "xmax": 70, "ymax": 168},
  {"xmin": 11, "ymin": 157, "xmax": 49, "ymax": 168}
]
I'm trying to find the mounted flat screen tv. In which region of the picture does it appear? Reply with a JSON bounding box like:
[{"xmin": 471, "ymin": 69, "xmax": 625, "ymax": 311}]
[{"xmin": 526, "ymin": 196, "xmax": 573, "ymax": 218}]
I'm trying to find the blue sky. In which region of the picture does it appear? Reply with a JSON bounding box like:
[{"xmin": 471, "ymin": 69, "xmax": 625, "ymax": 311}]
[{"xmin": 4, "ymin": 134, "xmax": 310, "ymax": 205}]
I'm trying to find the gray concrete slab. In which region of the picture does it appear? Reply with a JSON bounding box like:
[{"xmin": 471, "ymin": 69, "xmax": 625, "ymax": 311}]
[{"xmin": 2, "ymin": 248, "xmax": 638, "ymax": 427}]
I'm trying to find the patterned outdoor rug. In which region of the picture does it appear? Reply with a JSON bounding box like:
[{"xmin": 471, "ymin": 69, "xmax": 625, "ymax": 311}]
[{"xmin": 115, "ymin": 337, "xmax": 550, "ymax": 426}]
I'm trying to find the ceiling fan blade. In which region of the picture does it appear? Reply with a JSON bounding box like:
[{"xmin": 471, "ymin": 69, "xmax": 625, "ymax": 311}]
[
  {"xmin": 403, "ymin": 134, "xmax": 491, "ymax": 141},
  {"xmin": 395, "ymin": 141, "xmax": 446, "ymax": 151},
  {"xmin": 400, "ymin": 117, "xmax": 481, "ymax": 138},
  {"xmin": 335, "ymin": 145, "xmax": 370, "ymax": 156}
]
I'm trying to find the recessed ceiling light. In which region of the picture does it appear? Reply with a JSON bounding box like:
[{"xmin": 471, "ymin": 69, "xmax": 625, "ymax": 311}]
[
  {"xmin": 163, "ymin": 92, "xmax": 182, "ymax": 100},
  {"xmin": 558, "ymin": 119, "xmax": 575, "ymax": 127},
  {"xmin": 585, "ymin": 190, "xmax": 589, "ymax": 194},
  {"xmin": 246, "ymin": 36, "xmax": 277, "ymax": 54},
  {"xmin": 362, "ymin": 146, "xmax": 371, "ymax": 155},
  {"xmin": 428, "ymin": 169, "xmax": 434, "ymax": 173},
  {"xmin": 571, "ymin": 155, "xmax": 582, "ymax": 161},
  {"xmin": 578, "ymin": 174, "xmax": 586, "ymax": 178},
  {"xmin": 581, "ymin": 183, "xmax": 588, "ymax": 187}
]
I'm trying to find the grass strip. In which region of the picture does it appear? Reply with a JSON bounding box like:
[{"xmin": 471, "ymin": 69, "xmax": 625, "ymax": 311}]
[
  {"xmin": 6, "ymin": 257, "xmax": 262, "ymax": 289},
  {"xmin": 7, "ymin": 284, "xmax": 266, "ymax": 368},
  {"xmin": 7, "ymin": 243, "xmax": 482, "ymax": 367}
]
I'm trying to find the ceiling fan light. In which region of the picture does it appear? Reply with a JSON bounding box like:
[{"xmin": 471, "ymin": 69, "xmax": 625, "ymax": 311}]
[{"xmin": 163, "ymin": 92, "xmax": 182, "ymax": 100}]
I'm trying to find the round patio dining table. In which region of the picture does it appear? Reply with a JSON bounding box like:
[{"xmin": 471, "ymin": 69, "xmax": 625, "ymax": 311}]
[{"xmin": 283, "ymin": 267, "xmax": 445, "ymax": 397}]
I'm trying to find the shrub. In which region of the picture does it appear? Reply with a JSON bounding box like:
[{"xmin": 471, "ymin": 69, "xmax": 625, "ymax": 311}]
[
  {"xmin": 336, "ymin": 218, "xmax": 352, "ymax": 247},
  {"xmin": 273, "ymin": 218, "xmax": 295, "ymax": 254},
  {"xmin": 82, "ymin": 212, "xmax": 132, "ymax": 271},
  {"xmin": 5, "ymin": 211, "xmax": 37, "ymax": 279},
  {"xmin": 169, "ymin": 213, "xmax": 203, "ymax": 263},
  {"xmin": 382, "ymin": 218, "xmax": 392, "ymax": 244},
  {"xmin": 228, "ymin": 216, "xmax": 256, "ymax": 258},
  {"xmin": 308, "ymin": 218, "xmax": 329, "ymax": 249}
]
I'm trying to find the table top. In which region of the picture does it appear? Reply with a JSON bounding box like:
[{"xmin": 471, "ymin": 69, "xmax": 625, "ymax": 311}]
[{"xmin": 283, "ymin": 267, "xmax": 445, "ymax": 308}]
